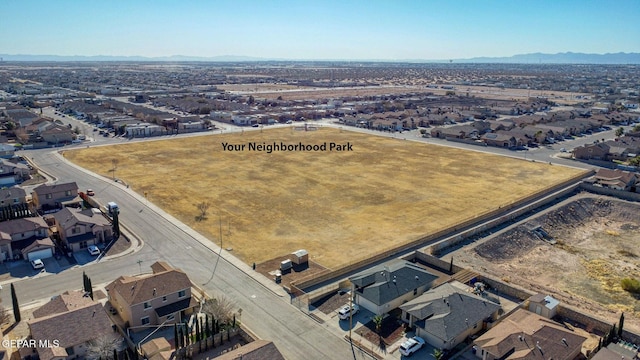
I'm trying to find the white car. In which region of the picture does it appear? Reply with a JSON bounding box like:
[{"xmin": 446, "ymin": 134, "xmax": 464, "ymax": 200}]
[
  {"xmin": 87, "ymin": 245, "xmax": 101, "ymax": 256},
  {"xmin": 338, "ymin": 303, "xmax": 359, "ymax": 320},
  {"xmin": 31, "ymin": 259, "xmax": 45, "ymax": 270},
  {"xmin": 399, "ymin": 336, "xmax": 426, "ymax": 357}
]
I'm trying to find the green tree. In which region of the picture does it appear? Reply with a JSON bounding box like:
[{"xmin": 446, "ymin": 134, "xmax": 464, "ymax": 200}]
[
  {"xmin": 432, "ymin": 348, "xmax": 444, "ymax": 360},
  {"xmin": 618, "ymin": 313, "xmax": 624, "ymax": 338},
  {"xmin": 615, "ymin": 127, "xmax": 624, "ymax": 137},
  {"xmin": 372, "ymin": 315, "xmax": 383, "ymax": 334},
  {"xmin": 11, "ymin": 283, "xmax": 20, "ymax": 323}
]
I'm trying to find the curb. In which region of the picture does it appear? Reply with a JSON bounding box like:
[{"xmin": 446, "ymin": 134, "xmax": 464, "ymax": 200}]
[{"xmin": 50, "ymin": 151, "xmax": 289, "ymax": 299}]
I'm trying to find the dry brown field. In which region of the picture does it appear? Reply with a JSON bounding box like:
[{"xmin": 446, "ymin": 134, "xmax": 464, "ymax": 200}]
[
  {"xmin": 63, "ymin": 128, "xmax": 585, "ymax": 269},
  {"xmin": 219, "ymin": 83, "xmax": 586, "ymax": 104}
]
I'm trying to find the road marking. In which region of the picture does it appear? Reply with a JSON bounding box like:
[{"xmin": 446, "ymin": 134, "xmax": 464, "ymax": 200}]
[{"xmin": 251, "ymin": 295, "xmax": 256, "ymax": 299}]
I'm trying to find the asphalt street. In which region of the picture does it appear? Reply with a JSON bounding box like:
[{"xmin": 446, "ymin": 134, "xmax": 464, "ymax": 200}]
[
  {"xmin": 15, "ymin": 148, "xmax": 368, "ymax": 360},
  {"xmin": 6, "ymin": 119, "xmax": 634, "ymax": 360}
]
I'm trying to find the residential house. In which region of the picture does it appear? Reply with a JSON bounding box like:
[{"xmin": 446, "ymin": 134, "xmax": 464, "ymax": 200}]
[
  {"xmin": 5, "ymin": 108, "xmax": 38, "ymax": 127},
  {"xmin": 31, "ymin": 182, "xmax": 81, "ymax": 213},
  {"xmin": 0, "ymin": 216, "xmax": 51, "ymax": 262},
  {"xmin": 431, "ymin": 125, "xmax": 480, "ymax": 139},
  {"xmin": 400, "ymin": 282, "xmax": 501, "ymax": 350},
  {"xmin": 27, "ymin": 290, "xmax": 120, "ymax": 360},
  {"xmin": 105, "ymin": 261, "xmax": 198, "ymax": 331},
  {"xmin": 0, "ymin": 159, "xmax": 31, "ymax": 186},
  {"xmin": 177, "ymin": 117, "xmax": 206, "ymax": 131},
  {"xmin": 473, "ymin": 308, "xmax": 586, "ymax": 360},
  {"xmin": 0, "ymin": 187, "xmax": 27, "ymax": 208},
  {"xmin": 231, "ymin": 115, "xmax": 257, "ymax": 126},
  {"xmin": 573, "ymin": 143, "xmax": 610, "ymax": 160},
  {"xmin": 349, "ymin": 260, "xmax": 439, "ymax": 316},
  {"xmin": 0, "ymin": 144, "xmax": 16, "ymax": 159},
  {"xmin": 40, "ymin": 125, "xmax": 75, "ymax": 145},
  {"xmin": 592, "ymin": 169, "xmax": 638, "ymax": 191},
  {"xmin": 481, "ymin": 133, "xmax": 517, "ymax": 148},
  {"xmin": 533, "ymin": 124, "xmax": 570, "ymax": 140},
  {"xmin": 125, "ymin": 123, "xmax": 164, "ymax": 137},
  {"xmin": 591, "ymin": 343, "xmax": 640, "ymax": 360},
  {"xmin": 48, "ymin": 207, "xmax": 113, "ymax": 252}
]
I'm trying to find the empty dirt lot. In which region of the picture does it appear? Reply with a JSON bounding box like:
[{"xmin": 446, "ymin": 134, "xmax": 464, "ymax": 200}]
[
  {"xmin": 220, "ymin": 83, "xmax": 584, "ymax": 103},
  {"xmin": 63, "ymin": 127, "xmax": 585, "ymax": 270},
  {"xmin": 452, "ymin": 195, "xmax": 640, "ymax": 333}
]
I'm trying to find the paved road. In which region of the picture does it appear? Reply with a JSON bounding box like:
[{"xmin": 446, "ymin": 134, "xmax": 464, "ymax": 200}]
[
  {"xmin": 9, "ymin": 119, "xmax": 634, "ymax": 359},
  {"xmin": 16, "ymin": 148, "xmax": 368, "ymax": 360}
]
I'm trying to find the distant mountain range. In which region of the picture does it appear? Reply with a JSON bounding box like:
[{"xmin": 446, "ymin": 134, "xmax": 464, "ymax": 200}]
[
  {"xmin": 460, "ymin": 52, "xmax": 640, "ymax": 64},
  {"xmin": 0, "ymin": 52, "xmax": 639, "ymax": 64}
]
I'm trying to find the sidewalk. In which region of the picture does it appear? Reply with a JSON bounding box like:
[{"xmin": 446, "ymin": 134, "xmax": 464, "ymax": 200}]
[{"xmin": 53, "ymin": 150, "xmax": 289, "ymax": 299}]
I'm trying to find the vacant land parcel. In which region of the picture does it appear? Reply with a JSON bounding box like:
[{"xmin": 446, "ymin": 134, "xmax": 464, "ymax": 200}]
[
  {"xmin": 455, "ymin": 196, "xmax": 640, "ymax": 333},
  {"xmin": 64, "ymin": 128, "xmax": 585, "ymax": 269}
]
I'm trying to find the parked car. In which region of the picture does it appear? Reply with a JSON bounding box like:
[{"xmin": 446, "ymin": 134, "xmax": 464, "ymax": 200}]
[
  {"xmin": 399, "ymin": 336, "xmax": 425, "ymax": 357},
  {"xmin": 338, "ymin": 303, "xmax": 359, "ymax": 320},
  {"xmin": 87, "ymin": 245, "xmax": 100, "ymax": 256},
  {"xmin": 86, "ymin": 189, "xmax": 95, "ymax": 196},
  {"xmin": 31, "ymin": 259, "xmax": 45, "ymax": 270}
]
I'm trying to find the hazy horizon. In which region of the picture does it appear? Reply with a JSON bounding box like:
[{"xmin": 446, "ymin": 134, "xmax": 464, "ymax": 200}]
[{"xmin": 1, "ymin": 0, "xmax": 639, "ymax": 61}]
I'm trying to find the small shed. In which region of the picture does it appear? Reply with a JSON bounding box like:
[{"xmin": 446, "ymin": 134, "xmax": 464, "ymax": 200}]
[
  {"xmin": 528, "ymin": 294, "xmax": 559, "ymax": 319},
  {"xmin": 291, "ymin": 249, "xmax": 309, "ymax": 265}
]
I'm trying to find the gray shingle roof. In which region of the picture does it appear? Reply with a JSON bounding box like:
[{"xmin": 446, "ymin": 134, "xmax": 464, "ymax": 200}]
[
  {"xmin": 400, "ymin": 282, "xmax": 501, "ymax": 343},
  {"xmin": 350, "ymin": 260, "xmax": 438, "ymax": 306}
]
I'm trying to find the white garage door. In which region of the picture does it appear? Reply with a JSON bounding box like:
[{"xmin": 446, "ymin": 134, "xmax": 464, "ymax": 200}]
[{"xmin": 27, "ymin": 248, "xmax": 53, "ymax": 261}]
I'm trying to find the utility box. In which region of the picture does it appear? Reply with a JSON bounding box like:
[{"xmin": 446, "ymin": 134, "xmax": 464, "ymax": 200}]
[
  {"xmin": 107, "ymin": 202, "xmax": 120, "ymax": 215},
  {"xmin": 280, "ymin": 259, "xmax": 292, "ymax": 271},
  {"xmin": 291, "ymin": 249, "xmax": 308, "ymax": 265}
]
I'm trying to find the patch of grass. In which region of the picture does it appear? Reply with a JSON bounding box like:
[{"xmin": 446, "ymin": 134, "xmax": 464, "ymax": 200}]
[{"xmin": 621, "ymin": 278, "xmax": 640, "ymax": 294}]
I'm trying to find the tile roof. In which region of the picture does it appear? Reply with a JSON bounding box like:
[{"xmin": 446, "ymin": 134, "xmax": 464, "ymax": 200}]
[
  {"xmin": 21, "ymin": 237, "xmax": 54, "ymax": 255},
  {"xmin": 474, "ymin": 309, "xmax": 586, "ymax": 360},
  {"xmin": 32, "ymin": 290, "xmax": 95, "ymax": 318},
  {"xmin": 32, "ymin": 182, "xmax": 79, "ymax": 196},
  {"xmin": 0, "ymin": 187, "xmax": 26, "ymax": 200},
  {"xmin": 29, "ymin": 302, "xmax": 115, "ymax": 360},
  {"xmin": 106, "ymin": 261, "xmax": 191, "ymax": 306},
  {"xmin": 52, "ymin": 207, "xmax": 111, "ymax": 229},
  {"xmin": 0, "ymin": 217, "xmax": 48, "ymax": 237}
]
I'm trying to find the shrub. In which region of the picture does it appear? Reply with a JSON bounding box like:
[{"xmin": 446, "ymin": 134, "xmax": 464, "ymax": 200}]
[{"xmin": 620, "ymin": 278, "xmax": 640, "ymax": 294}]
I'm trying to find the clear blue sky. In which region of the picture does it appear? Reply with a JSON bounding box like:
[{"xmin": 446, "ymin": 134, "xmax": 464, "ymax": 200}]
[{"xmin": 1, "ymin": 0, "xmax": 639, "ymax": 60}]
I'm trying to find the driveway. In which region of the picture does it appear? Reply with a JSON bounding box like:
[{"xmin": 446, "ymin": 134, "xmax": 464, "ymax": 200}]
[
  {"xmin": 0, "ymin": 255, "xmax": 74, "ymax": 282},
  {"xmin": 73, "ymin": 247, "xmax": 102, "ymax": 265}
]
